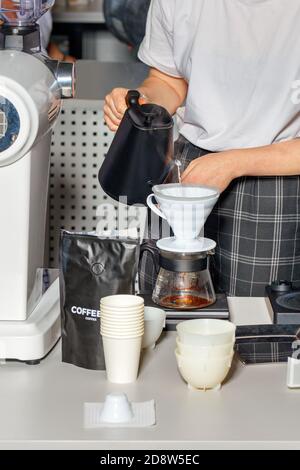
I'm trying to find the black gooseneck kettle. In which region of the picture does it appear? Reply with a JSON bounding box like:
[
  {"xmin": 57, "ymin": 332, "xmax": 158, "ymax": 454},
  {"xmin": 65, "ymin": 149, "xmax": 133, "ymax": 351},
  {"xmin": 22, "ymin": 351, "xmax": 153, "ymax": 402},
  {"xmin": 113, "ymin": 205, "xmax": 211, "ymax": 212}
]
[{"xmin": 98, "ymin": 90, "xmax": 174, "ymax": 206}]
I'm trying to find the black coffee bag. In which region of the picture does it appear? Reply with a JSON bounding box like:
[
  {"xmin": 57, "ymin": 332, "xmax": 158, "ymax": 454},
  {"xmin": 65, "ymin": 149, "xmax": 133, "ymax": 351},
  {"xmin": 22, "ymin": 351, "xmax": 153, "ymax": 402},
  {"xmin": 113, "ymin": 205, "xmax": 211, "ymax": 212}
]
[{"xmin": 59, "ymin": 231, "xmax": 140, "ymax": 370}]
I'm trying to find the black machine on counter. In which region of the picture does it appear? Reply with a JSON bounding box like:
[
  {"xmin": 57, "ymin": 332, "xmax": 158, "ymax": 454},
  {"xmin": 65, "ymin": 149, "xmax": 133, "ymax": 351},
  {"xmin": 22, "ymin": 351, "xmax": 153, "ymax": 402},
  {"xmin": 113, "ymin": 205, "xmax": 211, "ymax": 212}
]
[
  {"xmin": 142, "ymin": 294, "xmax": 229, "ymax": 330},
  {"xmin": 266, "ymin": 281, "xmax": 300, "ymax": 325},
  {"xmin": 232, "ymin": 281, "xmax": 300, "ymax": 365}
]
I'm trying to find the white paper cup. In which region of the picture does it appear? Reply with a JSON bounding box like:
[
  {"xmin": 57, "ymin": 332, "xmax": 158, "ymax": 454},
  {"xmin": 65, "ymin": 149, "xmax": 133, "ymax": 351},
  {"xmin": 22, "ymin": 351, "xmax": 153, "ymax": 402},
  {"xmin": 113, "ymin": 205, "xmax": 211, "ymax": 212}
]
[
  {"xmin": 102, "ymin": 335, "xmax": 142, "ymax": 383},
  {"xmin": 101, "ymin": 318, "xmax": 144, "ymax": 328},
  {"xmin": 101, "ymin": 312, "xmax": 144, "ymax": 320},
  {"xmin": 101, "ymin": 320, "xmax": 144, "ymax": 331},
  {"xmin": 101, "ymin": 315, "xmax": 144, "ymax": 323},
  {"xmin": 101, "ymin": 310, "xmax": 144, "ymax": 319},
  {"xmin": 101, "ymin": 307, "xmax": 144, "ymax": 315},
  {"xmin": 101, "ymin": 323, "xmax": 144, "ymax": 335},
  {"xmin": 101, "ymin": 295, "xmax": 144, "ymax": 308},
  {"xmin": 101, "ymin": 313, "xmax": 144, "ymax": 320},
  {"xmin": 101, "ymin": 306, "xmax": 144, "ymax": 315},
  {"xmin": 100, "ymin": 303, "xmax": 144, "ymax": 310},
  {"xmin": 101, "ymin": 325, "xmax": 144, "ymax": 335},
  {"xmin": 101, "ymin": 330, "xmax": 144, "ymax": 339}
]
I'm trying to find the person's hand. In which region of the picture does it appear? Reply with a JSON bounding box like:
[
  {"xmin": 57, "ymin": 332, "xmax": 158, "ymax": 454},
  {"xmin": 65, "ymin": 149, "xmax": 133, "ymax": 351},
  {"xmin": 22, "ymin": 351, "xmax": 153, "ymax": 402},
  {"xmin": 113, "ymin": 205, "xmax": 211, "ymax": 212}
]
[
  {"xmin": 181, "ymin": 150, "xmax": 241, "ymax": 192},
  {"xmin": 104, "ymin": 88, "xmax": 129, "ymax": 132},
  {"xmin": 47, "ymin": 42, "xmax": 76, "ymax": 63},
  {"xmin": 0, "ymin": 0, "xmax": 17, "ymax": 22}
]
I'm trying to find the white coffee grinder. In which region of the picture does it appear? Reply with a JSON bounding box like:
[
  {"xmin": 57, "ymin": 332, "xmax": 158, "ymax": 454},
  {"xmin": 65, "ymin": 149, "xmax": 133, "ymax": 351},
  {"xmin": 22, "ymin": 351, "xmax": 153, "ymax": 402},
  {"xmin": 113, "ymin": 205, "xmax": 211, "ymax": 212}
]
[
  {"xmin": 0, "ymin": 0, "xmax": 74, "ymax": 363},
  {"xmin": 147, "ymin": 184, "xmax": 220, "ymax": 310}
]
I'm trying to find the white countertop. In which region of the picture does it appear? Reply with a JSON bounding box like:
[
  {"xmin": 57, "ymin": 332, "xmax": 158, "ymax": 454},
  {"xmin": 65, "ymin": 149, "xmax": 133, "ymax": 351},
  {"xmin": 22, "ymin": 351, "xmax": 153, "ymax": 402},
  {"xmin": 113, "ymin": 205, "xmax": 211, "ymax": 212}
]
[
  {"xmin": 52, "ymin": 0, "xmax": 105, "ymax": 24},
  {"xmin": 0, "ymin": 297, "xmax": 299, "ymax": 450}
]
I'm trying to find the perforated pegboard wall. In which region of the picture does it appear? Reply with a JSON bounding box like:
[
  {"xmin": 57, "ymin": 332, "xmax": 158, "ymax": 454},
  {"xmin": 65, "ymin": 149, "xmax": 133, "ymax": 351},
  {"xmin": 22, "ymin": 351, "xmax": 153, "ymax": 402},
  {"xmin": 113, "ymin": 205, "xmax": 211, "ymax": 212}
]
[{"xmin": 49, "ymin": 99, "xmax": 147, "ymax": 267}]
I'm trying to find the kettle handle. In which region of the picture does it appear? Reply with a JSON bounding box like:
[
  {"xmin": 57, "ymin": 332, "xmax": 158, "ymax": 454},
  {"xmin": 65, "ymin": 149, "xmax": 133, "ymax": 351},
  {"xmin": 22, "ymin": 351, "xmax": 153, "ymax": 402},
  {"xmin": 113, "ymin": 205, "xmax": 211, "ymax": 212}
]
[
  {"xmin": 146, "ymin": 194, "xmax": 167, "ymax": 220},
  {"xmin": 126, "ymin": 90, "xmax": 141, "ymax": 108}
]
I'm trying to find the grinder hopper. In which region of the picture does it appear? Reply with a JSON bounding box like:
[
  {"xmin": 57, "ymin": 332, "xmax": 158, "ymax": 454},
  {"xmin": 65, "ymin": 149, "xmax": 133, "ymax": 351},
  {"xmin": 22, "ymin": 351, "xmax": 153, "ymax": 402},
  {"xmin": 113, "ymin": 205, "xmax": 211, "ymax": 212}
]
[{"xmin": 0, "ymin": 0, "xmax": 54, "ymax": 25}]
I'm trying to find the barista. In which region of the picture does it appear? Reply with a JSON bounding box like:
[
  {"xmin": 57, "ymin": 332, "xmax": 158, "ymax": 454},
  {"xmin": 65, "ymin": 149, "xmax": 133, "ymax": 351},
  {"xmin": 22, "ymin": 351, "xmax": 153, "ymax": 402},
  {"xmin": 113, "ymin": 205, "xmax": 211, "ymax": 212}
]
[{"xmin": 104, "ymin": 0, "xmax": 300, "ymax": 297}]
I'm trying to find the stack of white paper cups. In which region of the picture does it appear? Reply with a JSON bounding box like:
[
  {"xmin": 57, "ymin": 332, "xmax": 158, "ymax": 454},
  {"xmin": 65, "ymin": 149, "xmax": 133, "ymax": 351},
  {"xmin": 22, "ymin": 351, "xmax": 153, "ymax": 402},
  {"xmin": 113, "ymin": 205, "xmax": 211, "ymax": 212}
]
[{"xmin": 100, "ymin": 295, "xmax": 145, "ymax": 383}]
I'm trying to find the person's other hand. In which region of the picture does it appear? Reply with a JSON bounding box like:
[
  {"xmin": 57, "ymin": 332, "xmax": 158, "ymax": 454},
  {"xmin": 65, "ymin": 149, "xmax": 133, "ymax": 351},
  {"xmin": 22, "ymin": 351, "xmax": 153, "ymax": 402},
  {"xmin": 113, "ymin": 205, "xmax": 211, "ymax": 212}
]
[
  {"xmin": 104, "ymin": 88, "xmax": 129, "ymax": 131},
  {"xmin": 181, "ymin": 151, "xmax": 241, "ymax": 193}
]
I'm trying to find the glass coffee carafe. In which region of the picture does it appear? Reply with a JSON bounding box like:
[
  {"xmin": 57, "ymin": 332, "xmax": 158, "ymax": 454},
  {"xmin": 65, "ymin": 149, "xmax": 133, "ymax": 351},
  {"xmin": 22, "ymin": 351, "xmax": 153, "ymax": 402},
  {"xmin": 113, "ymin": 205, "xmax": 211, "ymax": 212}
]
[
  {"xmin": 151, "ymin": 249, "xmax": 216, "ymax": 310},
  {"xmin": 144, "ymin": 183, "xmax": 220, "ymax": 310}
]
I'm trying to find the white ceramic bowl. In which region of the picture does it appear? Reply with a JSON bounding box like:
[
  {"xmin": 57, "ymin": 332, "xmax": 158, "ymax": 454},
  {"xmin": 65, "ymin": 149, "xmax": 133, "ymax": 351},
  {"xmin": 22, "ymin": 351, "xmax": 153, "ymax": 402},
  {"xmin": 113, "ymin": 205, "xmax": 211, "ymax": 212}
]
[
  {"xmin": 177, "ymin": 319, "xmax": 236, "ymax": 346},
  {"xmin": 101, "ymin": 295, "xmax": 144, "ymax": 308},
  {"xmin": 142, "ymin": 307, "xmax": 166, "ymax": 350},
  {"xmin": 100, "ymin": 393, "xmax": 133, "ymax": 424},
  {"xmin": 176, "ymin": 337, "xmax": 235, "ymax": 358},
  {"xmin": 175, "ymin": 349, "xmax": 234, "ymax": 390}
]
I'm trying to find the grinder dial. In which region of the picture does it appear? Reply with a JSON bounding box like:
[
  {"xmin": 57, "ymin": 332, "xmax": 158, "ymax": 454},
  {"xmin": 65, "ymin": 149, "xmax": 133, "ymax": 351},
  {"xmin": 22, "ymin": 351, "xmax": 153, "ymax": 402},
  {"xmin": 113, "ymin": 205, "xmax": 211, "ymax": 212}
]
[{"xmin": 0, "ymin": 96, "xmax": 20, "ymax": 152}]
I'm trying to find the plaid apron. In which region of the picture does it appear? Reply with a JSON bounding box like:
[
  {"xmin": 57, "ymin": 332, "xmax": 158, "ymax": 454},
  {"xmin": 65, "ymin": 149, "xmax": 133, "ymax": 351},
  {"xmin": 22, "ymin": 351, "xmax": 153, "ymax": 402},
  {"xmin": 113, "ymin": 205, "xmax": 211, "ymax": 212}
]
[{"xmin": 139, "ymin": 135, "xmax": 300, "ymax": 297}]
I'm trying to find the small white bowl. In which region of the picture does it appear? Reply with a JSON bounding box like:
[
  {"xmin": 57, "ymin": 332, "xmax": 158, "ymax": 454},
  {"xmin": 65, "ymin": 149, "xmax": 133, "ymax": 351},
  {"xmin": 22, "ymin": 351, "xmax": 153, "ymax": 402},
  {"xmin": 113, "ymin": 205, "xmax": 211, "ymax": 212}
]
[
  {"xmin": 176, "ymin": 337, "xmax": 235, "ymax": 358},
  {"xmin": 142, "ymin": 307, "xmax": 166, "ymax": 350},
  {"xmin": 100, "ymin": 393, "xmax": 134, "ymax": 423},
  {"xmin": 175, "ymin": 349, "xmax": 234, "ymax": 390},
  {"xmin": 177, "ymin": 319, "xmax": 235, "ymax": 346}
]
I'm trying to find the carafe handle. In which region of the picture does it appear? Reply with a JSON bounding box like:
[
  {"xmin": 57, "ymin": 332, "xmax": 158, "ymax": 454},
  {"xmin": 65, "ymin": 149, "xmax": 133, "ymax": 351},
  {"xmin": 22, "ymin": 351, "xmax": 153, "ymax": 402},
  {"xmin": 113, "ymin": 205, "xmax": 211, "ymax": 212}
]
[
  {"xmin": 138, "ymin": 242, "xmax": 160, "ymax": 293},
  {"xmin": 146, "ymin": 194, "xmax": 167, "ymax": 220}
]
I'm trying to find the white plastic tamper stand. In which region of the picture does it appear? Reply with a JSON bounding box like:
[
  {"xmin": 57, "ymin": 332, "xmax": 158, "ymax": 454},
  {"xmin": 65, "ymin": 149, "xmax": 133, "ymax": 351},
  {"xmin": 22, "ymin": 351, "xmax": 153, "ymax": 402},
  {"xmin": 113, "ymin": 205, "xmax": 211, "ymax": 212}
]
[
  {"xmin": 100, "ymin": 393, "xmax": 134, "ymax": 424},
  {"xmin": 287, "ymin": 357, "xmax": 300, "ymax": 388}
]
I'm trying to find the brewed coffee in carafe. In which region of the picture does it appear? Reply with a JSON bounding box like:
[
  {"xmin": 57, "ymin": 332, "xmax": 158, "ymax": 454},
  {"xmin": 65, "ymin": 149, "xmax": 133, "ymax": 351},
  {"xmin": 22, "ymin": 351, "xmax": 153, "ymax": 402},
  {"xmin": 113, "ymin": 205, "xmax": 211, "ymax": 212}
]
[{"xmin": 152, "ymin": 250, "xmax": 216, "ymax": 310}]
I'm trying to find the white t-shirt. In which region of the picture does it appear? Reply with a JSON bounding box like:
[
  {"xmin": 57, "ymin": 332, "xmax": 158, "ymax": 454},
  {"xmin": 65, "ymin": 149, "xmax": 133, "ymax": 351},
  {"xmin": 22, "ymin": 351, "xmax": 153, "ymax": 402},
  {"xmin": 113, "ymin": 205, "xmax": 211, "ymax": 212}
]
[{"xmin": 138, "ymin": 0, "xmax": 300, "ymax": 151}]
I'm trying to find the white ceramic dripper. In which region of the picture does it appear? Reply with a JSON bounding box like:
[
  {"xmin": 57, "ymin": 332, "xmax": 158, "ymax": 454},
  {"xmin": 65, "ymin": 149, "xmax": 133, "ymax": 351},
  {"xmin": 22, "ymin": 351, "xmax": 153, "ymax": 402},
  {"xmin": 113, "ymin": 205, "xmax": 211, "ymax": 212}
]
[{"xmin": 147, "ymin": 184, "xmax": 220, "ymax": 253}]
